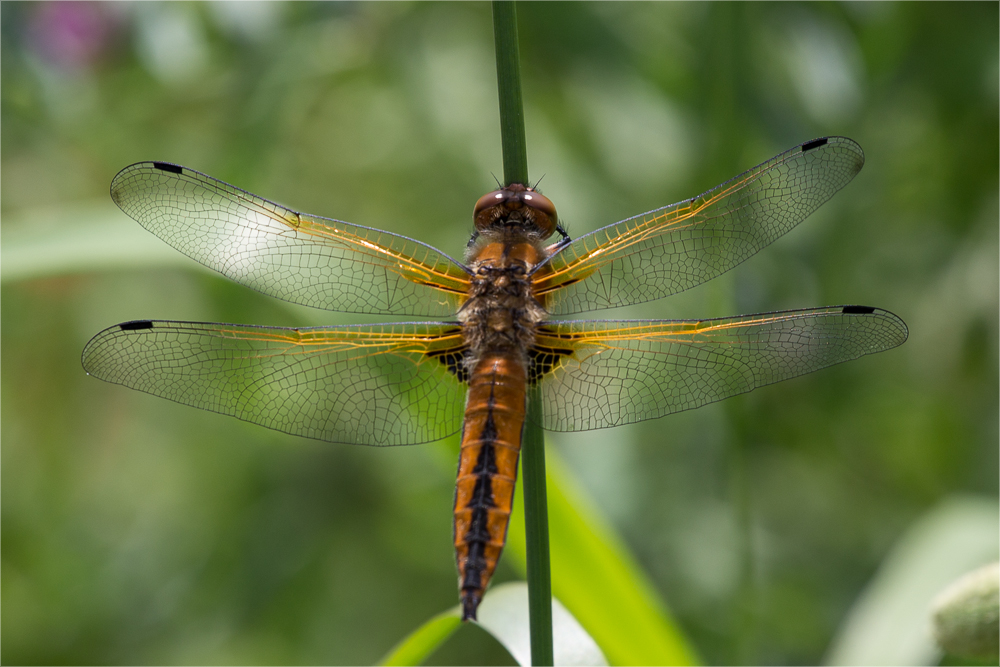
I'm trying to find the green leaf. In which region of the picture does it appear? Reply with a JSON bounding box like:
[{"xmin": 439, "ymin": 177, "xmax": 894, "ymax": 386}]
[
  {"xmin": 506, "ymin": 449, "xmax": 701, "ymax": 666},
  {"xmin": 378, "ymin": 608, "xmax": 462, "ymax": 666},
  {"xmin": 380, "ymin": 583, "xmax": 607, "ymax": 667},
  {"xmin": 476, "ymin": 582, "xmax": 608, "ymax": 666}
]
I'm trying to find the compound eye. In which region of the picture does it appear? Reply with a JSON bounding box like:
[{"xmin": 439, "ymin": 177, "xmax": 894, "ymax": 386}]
[
  {"xmin": 474, "ymin": 190, "xmax": 507, "ymax": 217},
  {"xmin": 521, "ymin": 191, "xmax": 558, "ymax": 226}
]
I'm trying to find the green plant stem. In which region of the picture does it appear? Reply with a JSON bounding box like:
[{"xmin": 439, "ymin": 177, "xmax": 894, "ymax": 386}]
[
  {"xmin": 492, "ymin": 1, "xmax": 529, "ymax": 186},
  {"xmin": 522, "ymin": 387, "xmax": 553, "ymax": 666},
  {"xmin": 493, "ymin": 3, "xmax": 553, "ymax": 665}
]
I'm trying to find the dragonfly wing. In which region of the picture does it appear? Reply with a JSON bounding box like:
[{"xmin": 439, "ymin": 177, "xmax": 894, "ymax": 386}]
[
  {"xmin": 535, "ymin": 137, "xmax": 865, "ymax": 315},
  {"xmin": 82, "ymin": 320, "xmax": 469, "ymax": 445},
  {"xmin": 111, "ymin": 163, "xmax": 471, "ymax": 317},
  {"xmin": 532, "ymin": 306, "xmax": 907, "ymax": 431}
]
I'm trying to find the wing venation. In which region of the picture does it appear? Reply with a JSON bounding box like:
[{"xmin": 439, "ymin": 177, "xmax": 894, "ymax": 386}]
[
  {"xmin": 82, "ymin": 320, "xmax": 468, "ymax": 445},
  {"xmin": 532, "ymin": 306, "xmax": 907, "ymax": 431},
  {"xmin": 111, "ymin": 163, "xmax": 471, "ymax": 317},
  {"xmin": 535, "ymin": 137, "xmax": 865, "ymax": 314}
]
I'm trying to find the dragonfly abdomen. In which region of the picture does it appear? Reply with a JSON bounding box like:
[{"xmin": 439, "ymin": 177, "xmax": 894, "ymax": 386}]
[{"xmin": 454, "ymin": 352, "xmax": 527, "ymax": 621}]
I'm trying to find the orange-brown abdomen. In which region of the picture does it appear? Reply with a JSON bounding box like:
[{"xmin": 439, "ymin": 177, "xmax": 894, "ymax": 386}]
[{"xmin": 454, "ymin": 352, "xmax": 528, "ymax": 620}]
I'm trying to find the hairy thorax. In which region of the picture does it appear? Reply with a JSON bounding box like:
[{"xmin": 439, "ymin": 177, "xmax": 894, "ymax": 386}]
[{"xmin": 458, "ymin": 233, "xmax": 549, "ymax": 363}]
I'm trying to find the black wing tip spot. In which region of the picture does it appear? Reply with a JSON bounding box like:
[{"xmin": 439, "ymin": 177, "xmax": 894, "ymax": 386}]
[
  {"xmin": 119, "ymin": 320, "xmax": 155, "ymax": 331},
  {"xmin": 152, "ymin": 162, "xmax": 183, "ymax": 174},
  {"xmin": 842, "ymin": 305, "xmax": 876, "ymax": 315},
  {"xmin": 801, "ymin": 138, "xmax": 829, "ymax": 152}
]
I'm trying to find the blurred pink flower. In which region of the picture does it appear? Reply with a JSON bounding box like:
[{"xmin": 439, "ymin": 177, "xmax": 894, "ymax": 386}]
[{"xmin": 27, "ymin": 1, "xmax": 120, "ymax": 71}]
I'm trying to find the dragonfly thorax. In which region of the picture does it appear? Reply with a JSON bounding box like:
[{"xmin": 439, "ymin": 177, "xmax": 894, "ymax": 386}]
[{"xmin": 459, "ymin": 238, "xmax": 548, "ymax": 365}]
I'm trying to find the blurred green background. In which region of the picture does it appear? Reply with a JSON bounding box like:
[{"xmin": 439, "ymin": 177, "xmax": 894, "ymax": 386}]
[{"xmin": 2, "ymin": 2, "xmax": 997, "ymax": 665}]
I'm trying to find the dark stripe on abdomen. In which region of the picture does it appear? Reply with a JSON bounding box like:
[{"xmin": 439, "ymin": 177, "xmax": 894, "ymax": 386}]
[{"xmin": 453, "ymin": 353, "xmax": 527, "ymax": 621}]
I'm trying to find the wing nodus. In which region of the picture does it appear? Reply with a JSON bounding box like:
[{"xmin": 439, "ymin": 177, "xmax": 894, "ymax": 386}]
[{"xmin": 453, "ymin": 352, "xmax": 527, "ymax": 621}]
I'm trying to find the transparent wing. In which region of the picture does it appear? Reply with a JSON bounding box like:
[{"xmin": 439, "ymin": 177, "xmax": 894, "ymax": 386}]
[
  {"xmin": 111, "ymin": 162, "xmax": 471, "ymax": 317},
  {"xmin": 532, "ymin": 306, "xmax": 907, "ymax": 431},
  {"xmin": 82, "ymin": 320, "xmax": 469, "ymax": 445},
  {"xmin": 534, "ymin": 137, "xmax": 865, "ymax": 315}
]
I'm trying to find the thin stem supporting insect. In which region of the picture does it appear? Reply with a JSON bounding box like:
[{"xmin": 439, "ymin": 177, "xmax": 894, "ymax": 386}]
[
  {"xmin": 492, "ymin": 3, "xmax": 554, "ymax": 665},
  {"xmin": 492, "ymin": 0, "xmax": 529, "ymax": 187},
  {"xmin": 522, "ymin": 385, "xmax": 554, "ymax": 666}
]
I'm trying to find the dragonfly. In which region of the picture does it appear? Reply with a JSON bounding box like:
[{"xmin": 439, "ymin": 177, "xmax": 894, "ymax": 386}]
[{"xmin": 82, "ymin": 136, "xmax": 907, "ymax": 621}]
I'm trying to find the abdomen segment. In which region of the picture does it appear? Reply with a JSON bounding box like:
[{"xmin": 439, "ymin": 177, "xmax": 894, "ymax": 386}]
[{"xmin": 453, "ymin": 352, "xmax": 527, "ymax": 621}]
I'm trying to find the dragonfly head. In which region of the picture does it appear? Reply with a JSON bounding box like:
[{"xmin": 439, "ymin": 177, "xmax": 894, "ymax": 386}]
[{"xmin": 473, "ymin": 183, "xmax": 558, "ymax": 238}]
